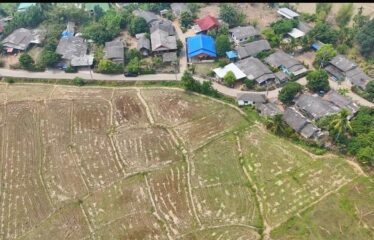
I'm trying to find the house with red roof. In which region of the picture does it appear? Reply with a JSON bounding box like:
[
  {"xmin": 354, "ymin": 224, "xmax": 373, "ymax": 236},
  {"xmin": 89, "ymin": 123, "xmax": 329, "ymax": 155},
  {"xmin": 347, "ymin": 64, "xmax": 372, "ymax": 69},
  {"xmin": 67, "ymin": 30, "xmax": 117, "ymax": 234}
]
[{"xmin": 194, "ymin": 15, "xmax": 219, "ymax": 33}]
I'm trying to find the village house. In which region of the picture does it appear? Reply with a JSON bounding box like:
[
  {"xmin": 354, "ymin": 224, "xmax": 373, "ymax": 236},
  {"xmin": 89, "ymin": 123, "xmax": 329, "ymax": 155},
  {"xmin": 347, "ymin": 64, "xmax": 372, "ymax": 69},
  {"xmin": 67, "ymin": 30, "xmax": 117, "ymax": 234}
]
[
  {"xmin": 255, "ymin": 102, "xmax": 283, "ymax": 117},
  {"xmin": 150, "ymin": 19, "xmax": 176, "ymax": 36},
  {"xmin": 103, "ymin": 40, "xmax": 125, "ymax": 64},
  {"xmin": 236, "ymin": 39, "xmax": 271, "ymax": 60},
  {"xmin": 294, "ymin": 94, "xmax": 341, "ymax": 120},
  {"xmin": 56, "ymin": 36, "xmax": 93, "ymax": 68},
  {"xmin": 323, "ymin": 90, "xmax": 359, "ymax": 118},
  {"xmin": 137, "ymin": 35, "xmax": 151, "ymax": 56},
  {"xmin": 235, "ymin": 57, "xmax": 276, "ymax": 86},
  {"xmin": 170, "ymin": 3, "xmax": 191, "ymax": 17},
  {"xmin": 283, "ymin": 107, "xmax": 326, "ymax": 140},
  {"xmin": 193, "ymin": 15, "xmax": 219, "ymax": 33},
  {"xmin": 324, "ymin": 54, "xmax": 372, "ymax": 89},
  {"xmin": 151, "ymin": 29, "xmax": 177, "ymax": 54},
  {"xmin": 274, "ymin": 71, "xmax": 289, "ymax": 85},
  {"xmin": 133, "ymin": 9, "xmax": 159, "ymax": 25},
  {"xmin": 236, "ymin": 92, "xmax": 266, "ymax": 106},
  {"xmin": 264, "ymin": 50, "xmax": 308, "ymax": 77},
  {"xmin": 213, "ymin": 63, "xmax": 246, "ymax": 82},
  {"xmin": 187, "ymin": 34, "xmax": 217, "ymax": 62},
  {"xmin": 1, "ymin": 28, "xmax": 45, "ymax": 53},
  {"xmin": 229, "ymin": 25, "xmax": 260, "ymax": 45}
]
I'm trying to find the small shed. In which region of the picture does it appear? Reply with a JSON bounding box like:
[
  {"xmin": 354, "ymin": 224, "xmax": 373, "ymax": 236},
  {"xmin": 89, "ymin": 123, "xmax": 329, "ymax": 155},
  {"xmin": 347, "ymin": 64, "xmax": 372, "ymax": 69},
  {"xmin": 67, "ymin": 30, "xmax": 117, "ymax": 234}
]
[
  {"xmin": 226, "ymin": 51, "xmax": 237, "ymax": 61},
  {"xmin": 277, "ymin": 8, "xmax": 299, "ymax": 19},
  {"xmin": 287, "ymin": 28, "xmax": 305, "ymax": 39}
]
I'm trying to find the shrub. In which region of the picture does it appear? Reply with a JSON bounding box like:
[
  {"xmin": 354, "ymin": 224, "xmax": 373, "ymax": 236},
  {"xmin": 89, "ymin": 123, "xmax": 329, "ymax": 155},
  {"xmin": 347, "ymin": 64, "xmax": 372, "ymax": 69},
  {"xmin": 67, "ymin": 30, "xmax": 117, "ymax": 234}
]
[
  {"xmin": 278, "ymin": 81, "xmax": 303, "ymax": 105},
  {"xmin": 73, "ymin": 77, "xmax": 85, "ymax": 86},
  {"xmin": 65, "ymin": 65, "xmax": 77, "ymax": 73}
]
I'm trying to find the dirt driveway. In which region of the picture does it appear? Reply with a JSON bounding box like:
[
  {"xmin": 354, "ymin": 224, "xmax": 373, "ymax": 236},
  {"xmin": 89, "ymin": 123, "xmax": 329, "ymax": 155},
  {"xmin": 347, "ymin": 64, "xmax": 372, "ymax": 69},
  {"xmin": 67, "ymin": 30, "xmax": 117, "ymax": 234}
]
[{"xmin": 295, "ymin": 51, "xmax": 316, "ymax": 69}]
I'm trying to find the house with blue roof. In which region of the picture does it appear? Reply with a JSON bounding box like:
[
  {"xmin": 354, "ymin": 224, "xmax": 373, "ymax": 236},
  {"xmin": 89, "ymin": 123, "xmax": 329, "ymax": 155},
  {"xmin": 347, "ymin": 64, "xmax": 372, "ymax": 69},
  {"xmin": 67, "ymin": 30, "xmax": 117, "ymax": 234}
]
[{"xmin": 187, "ymin": 34, "xmax": 217, "ymax": 62}]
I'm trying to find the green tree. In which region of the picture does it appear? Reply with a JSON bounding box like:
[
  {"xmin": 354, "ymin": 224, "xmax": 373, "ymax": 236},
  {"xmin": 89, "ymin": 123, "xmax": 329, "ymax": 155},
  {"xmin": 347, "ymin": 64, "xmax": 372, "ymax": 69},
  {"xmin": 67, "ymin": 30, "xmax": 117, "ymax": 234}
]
[
  {"xmin": 4, "ymin": 5, "xmax": 46, "ymax": 35},
  {"xmin": 180, "ymin": 11, "xmax": 194, "ymax": 29},
  {"xmin": 350, "ymin": 107, "xmax": 374, "ymax": 135},
  {"xmin": 223, "ymin": 71, "xmax": 236, "ymax": 86},
  {"xmin": 306, "ymin": 70, "xmax": 330, "ymax": 93},
  {"xmin": 46, "ymin": 5, "xmax": 89, "ymax": 24},
  {"xmin": 330, "ymin": 108, "xmax": 352, "ymax": 142},
  {"xmin": 93, "ymin": 5, "xmax": 104, "ymax": 21},
  {"xmin": 307, "ymin": 22, "xmax": 339, "ymax": 44},
  {"xmin": 97, "ymin": 59, "xmax": 123, "ymax": 74},
  {"xmin": 265, "ymin": 114, "xmax": 289, "ymax": 136},
  {"xmin": 244, "ymin": 78, "xmax": 255, "ymax": 89},
  {"xmin": 126, "ymin": 49, "xmax": 142, "ymax": 61},
  {"xmin": 127, "ymin": 57, "xmax": 140, "ymax": 73},
  {"xmin": 356, "ymin": 19, "xmax": 374, "ymax": 58},
  {"xmin": 353, "ymin": 6, "xmax": 370, "ymax": 30},
  {"xmin": 335, "ymin": 3, "xmax": 354, "ymax": 28},
  {"xmin": 128, "ymin": 16, "xmax": 148, "ymax": 36},
  {"xmin": 39, "ymin": 50, "xmax": 61, "ymax": 67},
  {"xmin": 219, "ymin": 3, "xmax": 245, "ymax": 28},
  {"xmin": 73, "ymin": 77, "xmax": 85, "ymax": 86},
  {"xmin": 176, "ymin": 39, "xmax": 183, "ymax": 56},
  {"xmin": 365, "ymin": 80, "xmax": 374, "ymax": 101},
  {"xmin": 19, "ymin": 53, "xmax": 34, "ymax": 70},
  {"xmin": 278, "ymin": 81, "xmax": 303, "ymax": 105},
  {"xmin": 316, "ymin": 3, "xmax": 332, "ymax": 22},
  {"xmin": 181, "ymin": 70, "xmax": 200, "ymax": 91},
  {"xmin": 314, "ymin": 44, "xmax": 337, "ymax": 68},
  {"xmin": 262, "ymin": 28, "xmax": 281, "ymax": 47},
  {"xmin": 270, "ymin": 18, "xmax": 298, "ymax": 35},
  {"xmin": 215, "ymin": 34, "xmax": 231, "ymax": 57}
]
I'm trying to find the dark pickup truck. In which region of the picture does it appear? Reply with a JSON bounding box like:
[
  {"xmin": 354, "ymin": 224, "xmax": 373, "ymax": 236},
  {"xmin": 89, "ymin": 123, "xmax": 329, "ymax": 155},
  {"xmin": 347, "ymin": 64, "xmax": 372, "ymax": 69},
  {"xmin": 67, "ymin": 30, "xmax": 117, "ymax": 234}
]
[{"xmin": 124, "ymin": 72, "xmax": 138, "ymax": 77}]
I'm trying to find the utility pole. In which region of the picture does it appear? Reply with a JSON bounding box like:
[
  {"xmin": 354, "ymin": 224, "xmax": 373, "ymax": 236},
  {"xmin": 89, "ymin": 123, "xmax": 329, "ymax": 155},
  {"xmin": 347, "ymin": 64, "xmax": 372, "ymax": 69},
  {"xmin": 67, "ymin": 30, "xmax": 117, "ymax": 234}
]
[{"xmin": 88, "ymin": 58, "xmax": 93, "ymax": 81}]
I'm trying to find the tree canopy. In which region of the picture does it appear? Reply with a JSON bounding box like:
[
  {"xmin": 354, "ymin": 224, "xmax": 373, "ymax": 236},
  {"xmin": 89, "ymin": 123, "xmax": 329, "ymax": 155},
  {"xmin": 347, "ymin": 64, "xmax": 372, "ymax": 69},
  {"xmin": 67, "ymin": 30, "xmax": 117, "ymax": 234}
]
[
  {"xmin": 314, "ymin": 44, "xmax": 337, "ymax": 68},
  {"xmin": 215, "ymin": 34, "xmax": 231, "ymax": 57},
  {"xmin": 219, "ymin": 3, "xmax": 245, "ymax": 28},
  {"xmin": 223, "ymin": 71, "xmax": 236, "ymax": 86},
  {"xmin": 335, "ymin": 3, "xmax": 354, "ymax": 28},
  {"xmin": 365, "ymin": 80, "xmax": 374, "ymax": 101},
  {"xmin": 306, "ymin": 69, "xmax": 330, "ymax": 93},
  {"xmin": 307, "ymin": 22, "xmax": 339, "ymax": 45},
  {"xmin": 97, "ymin": 59, "xmax": 123, "ymax": 74},
  {"xmin": 128, "ymin": 16, "xmax": 148, "ymax": 36},
  {"xmin": 315, "ymin": 3, "xmax": 332, "ymax": 22},
  {"xmin": 262, "ymin": 28, "xmax": 281, "ymax": 48},
  {"xmin": 180, "ymin": 11, "xmax": 194, "ymax": 29},
  {"xmin": 4, "ymin": 5, "xmax": 46, "ymax": 35},
  {"xmin": 278, "ymin": 81, "xmax": 303, "ymax": 105},
  {"xmin": 270, "ymin": 18, "xmax": 298, "ymax": 35},
  {"xmin": 356, "ymin": 18, "xmax": 374, "ymax": 58},
  {"xmin": 19, "ymin": 53, "xmax": 35, "ymax": 70}
]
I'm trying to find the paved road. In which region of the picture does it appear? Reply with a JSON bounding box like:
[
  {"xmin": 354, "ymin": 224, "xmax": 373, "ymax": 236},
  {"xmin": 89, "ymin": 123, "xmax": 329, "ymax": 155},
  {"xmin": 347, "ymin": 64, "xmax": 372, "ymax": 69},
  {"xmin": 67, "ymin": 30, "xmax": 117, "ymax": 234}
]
[
  {"xmin": 2, "ymin": 67, "xmax": 372, "ymax": 108},
  {"xmin": 0, "ymin": 68, "xmax": 181, "ymax": 81}
]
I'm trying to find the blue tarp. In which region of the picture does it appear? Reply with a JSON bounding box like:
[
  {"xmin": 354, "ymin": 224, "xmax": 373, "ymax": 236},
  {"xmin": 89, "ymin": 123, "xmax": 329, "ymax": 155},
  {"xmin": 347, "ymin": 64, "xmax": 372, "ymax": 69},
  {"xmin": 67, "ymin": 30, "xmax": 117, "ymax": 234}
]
[
  {"xmin": 226, "ymin": 51, "xmax": 237, "ymax": 59},
  {"xmin": 311, "ymin": 42, "xmax": 321, "ymax": 51},
  {"xmin": 61, "ymin": 30, "xmax": 74, "ymax": 38},
  {"xmin": 187, "ymin": 34, "xmax": 217, "ymax": 59}
]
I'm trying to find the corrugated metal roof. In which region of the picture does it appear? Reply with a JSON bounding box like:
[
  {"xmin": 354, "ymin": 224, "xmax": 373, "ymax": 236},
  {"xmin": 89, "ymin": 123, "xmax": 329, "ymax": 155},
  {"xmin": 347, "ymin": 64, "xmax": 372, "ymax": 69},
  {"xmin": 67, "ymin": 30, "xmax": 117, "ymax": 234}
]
[
  {"xmin": 213, "ymin": 63, "xmax": 246, "ymax": 80},
  {"xmin": 277, "ymin": 8, "xmax": 299, "ymax": 19},
  {"xmin": 194, "ymin": 15, "xmax": 219, "ymax": 32},
  {"xmin": 187, "ymin": 34, "xmax": 217, "ymax": 58}
]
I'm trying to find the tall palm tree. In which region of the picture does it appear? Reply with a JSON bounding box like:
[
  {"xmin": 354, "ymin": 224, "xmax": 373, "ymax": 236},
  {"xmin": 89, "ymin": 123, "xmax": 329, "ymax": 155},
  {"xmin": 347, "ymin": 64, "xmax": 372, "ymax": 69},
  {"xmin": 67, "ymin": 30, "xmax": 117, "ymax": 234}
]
[
  {"xmin": 330, "ymin": 108, "xmax": 352, "ymax": 141},
  {"xmin": 265, "ymin": 114, "xmax": 287, "ymax": 136}
]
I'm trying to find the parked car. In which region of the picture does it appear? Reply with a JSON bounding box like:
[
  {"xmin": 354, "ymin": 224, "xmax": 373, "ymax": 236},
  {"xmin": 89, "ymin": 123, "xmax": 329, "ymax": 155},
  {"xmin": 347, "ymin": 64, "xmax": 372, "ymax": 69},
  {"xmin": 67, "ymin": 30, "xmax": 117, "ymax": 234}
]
[{"xmin": 124, "ymin": 72, "xmax": 138, "ymax": 77}]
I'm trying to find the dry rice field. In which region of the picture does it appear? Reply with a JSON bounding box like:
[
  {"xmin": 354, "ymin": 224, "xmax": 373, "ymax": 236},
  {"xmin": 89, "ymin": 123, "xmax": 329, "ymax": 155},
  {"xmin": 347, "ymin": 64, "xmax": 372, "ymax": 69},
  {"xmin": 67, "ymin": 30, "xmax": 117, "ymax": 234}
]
[{"xmin": 0, "ymin": 83, "xmax": 373, "ymax": 240}]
